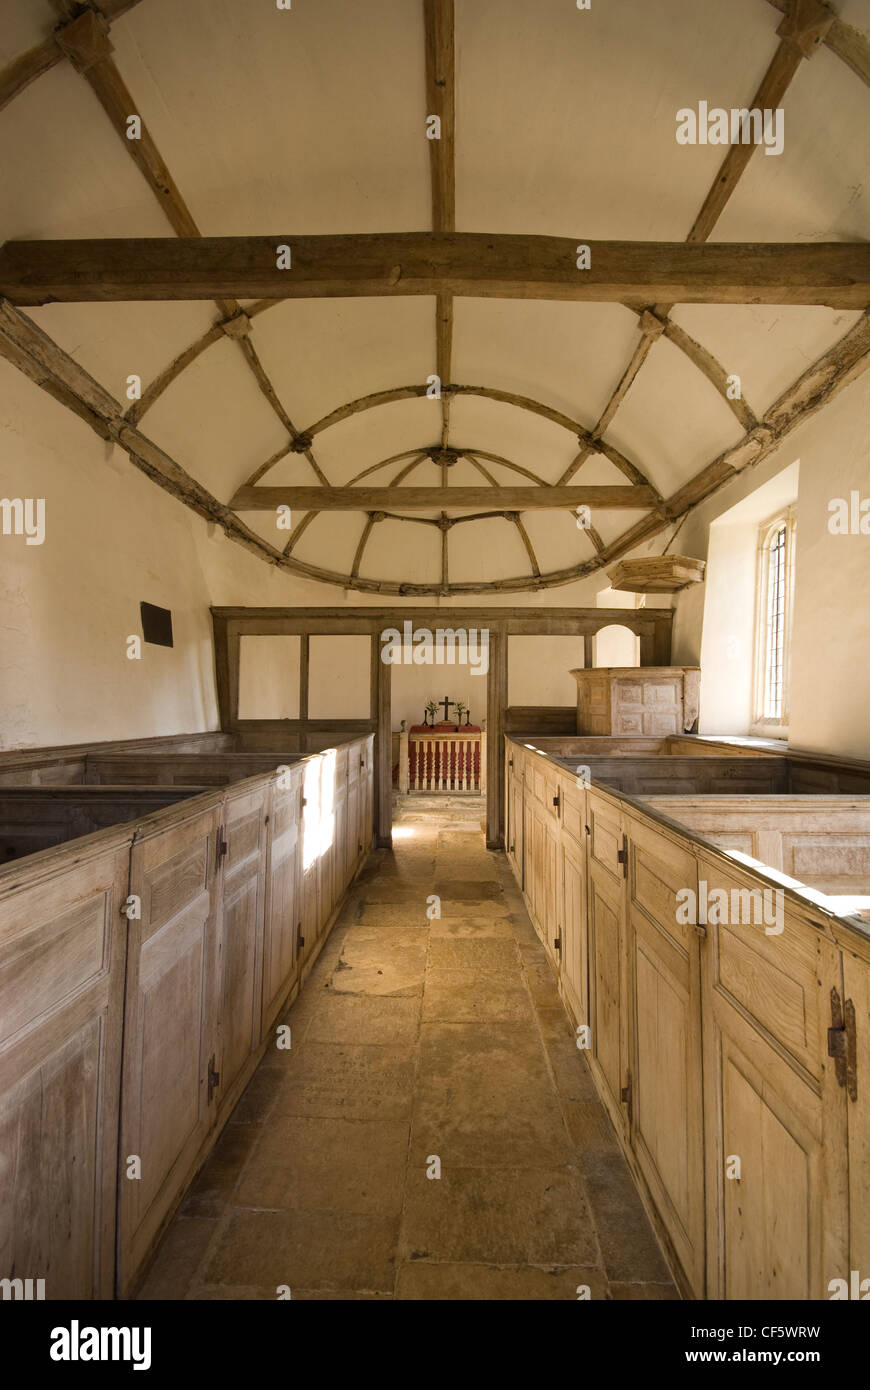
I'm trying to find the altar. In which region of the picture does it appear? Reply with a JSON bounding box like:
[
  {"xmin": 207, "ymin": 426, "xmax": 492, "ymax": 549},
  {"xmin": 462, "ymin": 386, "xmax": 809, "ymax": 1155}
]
[{"xmin": 394, "ymin": 697, "xmax": 486, "ymax": 793}]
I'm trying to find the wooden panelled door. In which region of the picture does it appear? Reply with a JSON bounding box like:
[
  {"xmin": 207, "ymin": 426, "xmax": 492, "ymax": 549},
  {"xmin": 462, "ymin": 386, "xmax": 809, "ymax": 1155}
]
[
  {"xmin": 699, "ymin": 855, "xmax": 849, "ymax": 1299},
  {"xmin": 261, "ymin": 772, "xmax": 301, "ymax": 1037},
  {"xmin": 0, "ymin": 841, "xmax": 129, "ymax": 1299},
  {"xmin": 558, "ymin": 776, "xmax": 588, "ymax": 1028},
  {"xmin": 119, "ymin": 805, "xmax": 222, "ymax": 1295},
  {"xmin": 522, "ymin": 754, "xmax": 559, "ymax": 957},
  {"xmin": 585, "ymin": 790, "xmax": 628, "ymax": 1134},
  {"xmin": 215, "ymin": 783, "xmax": 269, "ymax": 1114},
  {"xmin": 838, "ymin": 944, "xmax": 868, "ymax": 1291},
  {"xmin": 625, "ymin": 814, "xmax": 705, "ymax": 1296}
]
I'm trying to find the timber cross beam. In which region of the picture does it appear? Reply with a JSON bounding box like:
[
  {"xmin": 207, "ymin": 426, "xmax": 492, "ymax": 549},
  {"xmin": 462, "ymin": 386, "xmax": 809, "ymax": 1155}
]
[
  {"xmin": 229, "ymin": 485, "xmax": 659, "ymax": 511},
  {"xmin": 0, "ymin": 235, "xmax": 868, "ymax": 307}
]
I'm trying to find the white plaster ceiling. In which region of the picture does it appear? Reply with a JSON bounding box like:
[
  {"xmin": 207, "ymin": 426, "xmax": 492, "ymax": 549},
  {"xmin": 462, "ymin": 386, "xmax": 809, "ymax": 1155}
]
[{"xmin": 0, "ymin": 0, "xmax": 868, "ymax": 593}]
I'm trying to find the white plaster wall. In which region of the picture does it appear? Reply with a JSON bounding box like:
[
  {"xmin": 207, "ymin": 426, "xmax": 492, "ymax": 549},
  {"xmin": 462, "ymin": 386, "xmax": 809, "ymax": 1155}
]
[
  {"xmin": 0, "ymin": 362, "xmax": 219, "ymax": 749},
  {"xmin": 507, "ymin": 636, "xmax": 586, "ymax": 706},
  {"xmin": 238, "ymin": 635, "xmax": 300, "ymax": 720},
  {"xmin": 788, "ymin": 387, "xmax": 870, "ymax": 759},
  {"xmin": 696, "ymin": 521, "xmax": 758, "ymax": 735},
  {"xmin": 390, "ymin": 653, "xmax": 483, "ymax": 730},
  {"xmin": 308, "ymin": 636, "xmax": 371, "ymax": 720},
  {"xmin": 672, "ymin": 372, "xmax": 870, "ymax": 760}
]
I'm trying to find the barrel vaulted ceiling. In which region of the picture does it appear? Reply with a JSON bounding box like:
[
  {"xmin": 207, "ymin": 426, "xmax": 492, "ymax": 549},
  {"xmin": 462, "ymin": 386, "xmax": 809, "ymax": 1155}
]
[{"xmin": 1, "ymin": 0, "xmax": 869, "ymax": 593}]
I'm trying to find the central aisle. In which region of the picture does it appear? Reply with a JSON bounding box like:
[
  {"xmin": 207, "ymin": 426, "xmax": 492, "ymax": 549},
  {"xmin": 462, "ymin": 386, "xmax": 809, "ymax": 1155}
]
[{"xmin": 137, "ymin": 796, "xmax": 677, "ymax": 1301}]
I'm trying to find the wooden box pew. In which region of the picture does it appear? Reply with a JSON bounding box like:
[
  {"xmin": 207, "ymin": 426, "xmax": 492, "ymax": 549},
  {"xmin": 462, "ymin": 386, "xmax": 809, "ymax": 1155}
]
[
  {"xmin": 0, "ymin": 735, "xmax": 375, "ymax": 1299},
  {"xmin": 83, "ymin": 752, "xmax": 303, "ymax": 787},
  {"xmin": 0, "ymin": 822, "xmax": 132, "ymax": 1299},
  {"xmin": 517, "ymin": 734, "xmax": 783, "ymax": 760},
  {"xmin": 504, "ymin": 736, "xmax": 870, "ymax": 1302},
  {"xmin": 641, "ymin": 795, "xmax": 870, "ymax": 902},
  {"xmin": 0, "ymin": 732, "xmax": 235, "ymax": 787},
  {"xmin": 786, "ymin": 753, "xmax": 870, "ymax": 796},
  {"xmin": 0, "ymin": 786, "xmax": 210, "ymax": 864},
  {"xmin": 548, "ymin": 753, "xmax": 789, "ymax": 797},
  {"xmin": 118, "ymin": 741, "xmax": 373, "ymax": 1294}
]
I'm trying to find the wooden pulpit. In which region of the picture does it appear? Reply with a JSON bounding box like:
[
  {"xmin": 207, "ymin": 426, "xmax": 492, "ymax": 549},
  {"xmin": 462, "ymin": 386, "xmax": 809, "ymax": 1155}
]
[{"xmin": 569, "ymin": 666, "xmax": 701, "ymax": 736}]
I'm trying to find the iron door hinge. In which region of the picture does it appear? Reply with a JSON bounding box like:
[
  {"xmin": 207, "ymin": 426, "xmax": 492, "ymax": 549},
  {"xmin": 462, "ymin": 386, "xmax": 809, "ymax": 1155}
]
[
  {"xmin": 617, "ymin": 834, "xmax": 628, "ymax": 877},
  {"xmin": 508, "ymin": 758, "xmax": 514, "ymax": 768},
  {"xmin": 216, "ymin": 827, "xmax": 228, "ymax": 866},
  {"xmin": 621, "ymin": 1073, "xmax": 633, "ymax": 1123},
  {"xmin": 297, "ymin": 922, "xmax": 305, "ymax": 950},
  {"xmin": 552, "ymin": 792, "xmax": 560, "ymax": 810},
  {"xmin": 207, "ymin": 1054, "xmax": 220, "ymax": 1103},
  {"xmin": 828, "ymin": 987, "xmax": 858, "ymax": 1101},
  {"xmin": 554, "ymin": 934, "xmax": 562, "ymax": 953}
]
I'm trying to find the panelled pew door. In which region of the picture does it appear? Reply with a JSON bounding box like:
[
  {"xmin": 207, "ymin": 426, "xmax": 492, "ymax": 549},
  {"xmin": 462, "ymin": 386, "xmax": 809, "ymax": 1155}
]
[
  {"xmin": 842, "ymin": 945, "xmax": 870, "ymax": 1283},
  {"xmin": 698, "ymin": 853, "xmax": 849, "ymax": 1300},
  {"xmin": 261, "ymin": 772, "xmax": 301, "ymax": 1037},
  {"xmin": 585, "ymin": 790, "xmax": 627, "ymax": 1134},
  {"xmin": 558, "ymin": 776, "xmax": 587, "ymax": 1028},
  {"xmin": 119, "ymin": 805, "xmax": 222, "ymax": 1296},
  {"xmin": 522, "ymin": 755, "xmax": 560, "ymax": 958},
  {"xmin": 214, "ymin": 783, "xmax": 270, "ymax": 1118},
  {"xmin": 0, "ymin": 840, "xmax": 130, "ymax": 1299},
  {"xmin": 624, "ymin": 813, "xmax": 705, "ymax": 1298}
]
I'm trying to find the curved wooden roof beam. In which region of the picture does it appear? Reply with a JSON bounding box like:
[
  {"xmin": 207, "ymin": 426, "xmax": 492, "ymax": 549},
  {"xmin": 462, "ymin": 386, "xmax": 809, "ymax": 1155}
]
[
  {"xmin": 765, "ymin": 0, "xmax": 870, "ymax": 85},
  {"xmin": 511, "ymin": 513, "xmax": 541, "ymax": 578},
  {"xmin": 126, "ymin": 291, "xmax": 762, "ymax": 458},
  {"xmin": 350, "ymin": 515, "xmax": 377, "ymax": 579},
  {"xmin": 47, "ymin": 6, "xmax": 330, "ymax": 486},
  {"xmin": 289, "ymin": 451, "xmax": 434, "ymax": 556},
  {"xmin": 0, "ymin": 0, "xmax": 144, "ymax": 112},
  {"xmin": 285, "ymin": 381, "xmax": 661, "ymax": 493},
  {"xmin": 1, "ymin": 300, "xmax": 868, "ymax": 595},
  {"xmin": 464, "ymin": 450, "xmax": 603, "ymax": 560},
  {"xmin": 662, "ymin": 317, "xmax": 758, "ymax": 432},
  {"xmin": 281, "ymin": 508, "xmax": 317, "ymax": 556},
  {"xmin": 560, "ymin": 0, "xmax": 837, "ymax": 488}
]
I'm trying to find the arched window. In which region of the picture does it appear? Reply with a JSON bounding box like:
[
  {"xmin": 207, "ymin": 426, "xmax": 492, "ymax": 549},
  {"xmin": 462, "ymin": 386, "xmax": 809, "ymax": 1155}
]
[{"xmin": 753, "ymin": 511, "xmax": 795, "ymax": 732}]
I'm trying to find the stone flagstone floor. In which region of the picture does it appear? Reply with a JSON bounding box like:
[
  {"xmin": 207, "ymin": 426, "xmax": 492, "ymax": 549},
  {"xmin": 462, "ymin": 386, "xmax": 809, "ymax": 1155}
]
[{"xmin": 136, "ymin": 794, "xmax": 677, "ymax": 1301}]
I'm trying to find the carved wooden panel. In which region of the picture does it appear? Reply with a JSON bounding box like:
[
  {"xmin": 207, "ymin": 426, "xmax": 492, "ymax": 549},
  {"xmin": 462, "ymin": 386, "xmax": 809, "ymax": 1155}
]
[
  {"xmin": 571, "ymin": 667, "xmax": 701, "ymax": 736},
  {"xmin": 700, "ymin": 855, "xmax": 847, "ymax": 1299},
  {"xmin": 216, "ymin": 785, "xmax": 268, "ymax": 1108},
  {"xmin": 261, "ymin": 774, "xmax": 301, "ymax": 1036},
  {"xmin": 626, "ymin": 815, "xmax": 705, "ymax": 1296},
  {"xmin": 560, "ymin": 837, "xmax": 587, "ymax": 1029},
  {"xmin": 119, "ymin": 805, "xmax": 221, "ymax": 1296},
  {"xmin": 0, "ymin": 841, "xmax": 129, "ymax": 1298},
  {"xmin": 585, "ymin": 791, "xmax": 627, "ymax": 1134}
]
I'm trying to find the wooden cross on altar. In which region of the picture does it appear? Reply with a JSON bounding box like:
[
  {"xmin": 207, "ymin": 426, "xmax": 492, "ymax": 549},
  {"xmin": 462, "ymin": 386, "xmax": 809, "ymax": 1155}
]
[{"xmin": 439, "ymin": 696, "xmax": 455, "ymax": 722}]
